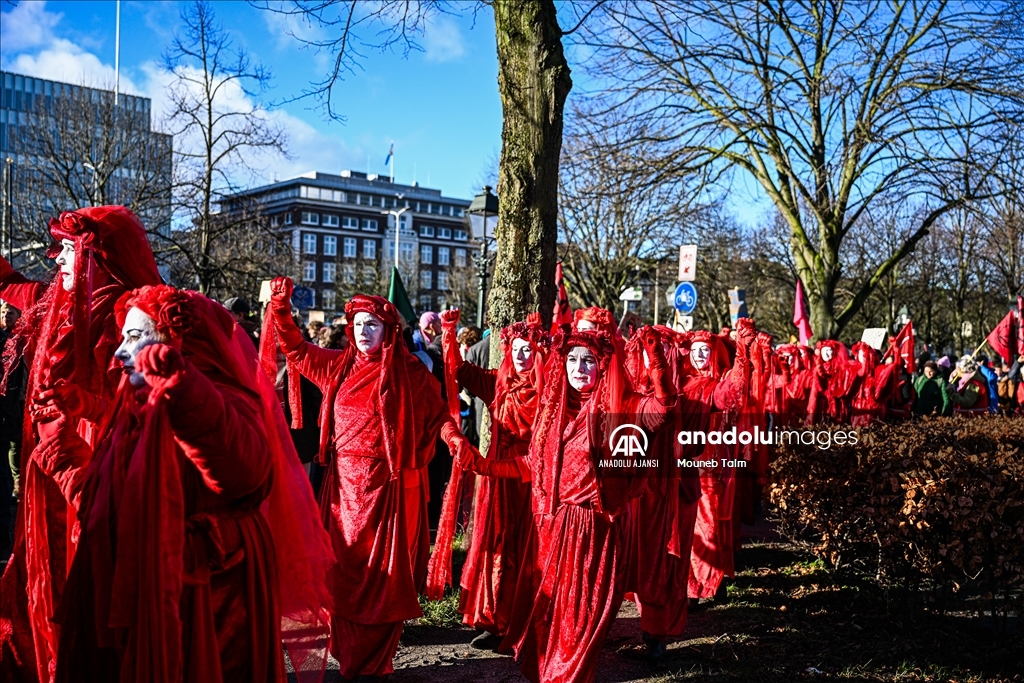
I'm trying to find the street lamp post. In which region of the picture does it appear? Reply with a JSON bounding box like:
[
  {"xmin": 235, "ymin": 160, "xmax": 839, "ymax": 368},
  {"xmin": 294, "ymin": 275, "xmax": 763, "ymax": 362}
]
[
  {"xmin": 381, "ymin": 193, "xmax": 409, "ymax": 273},
  {"xmin": 466, "ymin": 186, "xmax": 499, "ymax": 328}
]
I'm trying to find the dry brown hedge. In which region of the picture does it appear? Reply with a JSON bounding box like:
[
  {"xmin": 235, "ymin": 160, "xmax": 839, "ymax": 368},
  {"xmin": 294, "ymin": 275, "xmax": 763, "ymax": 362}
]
[{"xmin": 769, "ymin": 416, "xmax": 1024, "ymax": 605}]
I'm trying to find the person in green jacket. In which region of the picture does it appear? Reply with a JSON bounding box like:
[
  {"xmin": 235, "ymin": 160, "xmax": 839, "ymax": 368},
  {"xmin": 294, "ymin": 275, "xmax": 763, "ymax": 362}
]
[{"xmin": 913, "ymin": 361, "xmax": 951, "ymax": 416}]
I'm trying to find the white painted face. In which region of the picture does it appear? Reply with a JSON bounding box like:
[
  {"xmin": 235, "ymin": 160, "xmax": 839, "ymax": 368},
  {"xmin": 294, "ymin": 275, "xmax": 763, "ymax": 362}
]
[
  {"xmin": 352, "ymin": 311, "xmax": 385, "ymax": 355},
  {"xmin": 55, "ymin": 239, "xmax": 76, "ymax": 292},
  {"xmin": 566, "ymin": 345, "xmax": 598, "ymax": 392},
  {"xmin": 858, "ymin": 348, "xmax": 869, "ymax": 365},
  {"xmin": 114, "ymin": 307, "xmax": 168, "ymax": 388},
  {"xmin": 690, "ymin": 341, "xmax": 711, "ymax": 370},
  {"xmin": 511, "ymin": 337, "xmax": 534, "ymax": 373},
  {"xmin": 821, "ymin": 345, "xmax": 834, "ymax": 362},
  {"xmin": 576, "ymin": 319, "xmax": 597, "ymax": 332}
]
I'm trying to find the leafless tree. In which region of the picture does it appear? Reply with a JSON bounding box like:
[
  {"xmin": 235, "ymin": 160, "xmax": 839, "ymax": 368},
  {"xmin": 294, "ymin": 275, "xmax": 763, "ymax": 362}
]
[
  {"xmin": 583, "ymin": 0, "xmax": 1024, "ymax": 340},
  {"xmin": 251, "ymin": 0, "xmax": 587, "ymax": 360},
  {"xmin": 161, "ymin": 0, "xmax": 289, "ymax": 297},
  {"xmin": 9, "ymin": 80, "xmax": 172, "ymax": 276}
]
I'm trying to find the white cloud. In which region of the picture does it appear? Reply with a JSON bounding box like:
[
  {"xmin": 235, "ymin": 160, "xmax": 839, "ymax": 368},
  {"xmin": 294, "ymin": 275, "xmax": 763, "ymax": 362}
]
[
  {"xmin": 422, "ymin": 16, "xmax": 465, "ymax": 63},
  {"xmin": 1, "ymin": 1, "xmax": 361, "ymax": 188},
  {"xmin": 0, "ymin": 1, "xmax": 63, "ymax": 53}
]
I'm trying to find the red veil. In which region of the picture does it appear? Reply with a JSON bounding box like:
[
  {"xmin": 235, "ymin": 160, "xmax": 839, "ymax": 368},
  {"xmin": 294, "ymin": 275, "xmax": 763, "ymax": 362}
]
[{"xmin": 107, "ymin": 287, "xmax": 333, "ymax": 683}]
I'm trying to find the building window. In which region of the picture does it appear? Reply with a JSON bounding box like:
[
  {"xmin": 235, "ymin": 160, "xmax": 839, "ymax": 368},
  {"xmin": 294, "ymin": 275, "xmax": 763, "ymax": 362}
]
[
  {"xmin": 455, "ymin": 248, "xmax": 467, "ymax": 267},
  {"xmin": 361, "ymin": 265, "xmax": 377, "ymax": 285},
  {"xmin": 421, "ymin": 245, "xmax": 433, "ymax": 265},
  {"xmin": 420, "ymin": 270, "xmax": 432, "ymax": 289},
  {"xmin": 361, "ymin": 219, "xmax": 378, "ymax": 232},
  {"xmin": 344, "ymin": 237, "xmax": 357, "ymax": 258},
  {"xmin": 284, "ymin": 213, "xmax": 293, "ymax": 225},
  {"xmin": 303, "ymin": 261, "xmax": 316, "ymax": 282},
  {"xmin": 322, "ymin": 289, "xmax": 336, "ymax": 310},
  {"xmin": 323, "ymin": 235, "xmax": 337, "ymax": 256},
  {"xmin": 303, "ymin": 233, "xmax": 317, "ymax": 254},
  {"xmin": 342, "ymin": 264, "xmax": 356, "ymax": 284},
  {"xmin": 342, "ymin": 217, "xmax": 359, "ymax": 229},
  {"xmin": 400, "ymin": 242, "xmax": 414, "ymax": 262},
  {"xmin": 420, "ymin": 225, "xmax": 434, "ymax": 238},
  {"xmin": 454, "ymin": 229, "xmax": 467, "ymax": 241},
  {"xmin": 323, "ymin": 214, "xmax": 339, "ymax": 227},
  {"xmin": 437, "ymin": 271, "xmax": 449, "ymax": 291},
  {"xmin": 270, "ymin": 215, "xmax": 280, "ymax": 228},
  {"xmin": 437, "ymin": 227, "xmax": 451, "ymax": 239},
  {"xmin": 419, "ymin": 295, "xmax": 432, "ymax": 311},
  {"xmin": 301, "ymin": 212, "xmax": 319, "ymax": 225},
  {"xmin": 363, "ymin": 240, "xmax": 376, "ymax": 260},
  {"xmin": 437, "ymin": 247, "xmax": 450, "ymax": 266}
]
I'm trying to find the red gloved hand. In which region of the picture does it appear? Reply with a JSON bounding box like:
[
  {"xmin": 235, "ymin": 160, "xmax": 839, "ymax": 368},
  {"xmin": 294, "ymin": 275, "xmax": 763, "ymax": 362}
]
[
  {"xmin": 136, "ymin": 343, "xmax": 186, "ymax": 381},
  {"xmin": 639, "ymin": 326, "xmax": 661, "ymax": 358},
  {"xmin": 440, "ymin": 308, "xmax": 460, "ymax": 327},
  {"xmin": 269, "ymin": 276, "xmax": 294, "ymax": 311},
  {"xmin": 34, "ymin": 381, "xmax": 104, "ymax": 422}
]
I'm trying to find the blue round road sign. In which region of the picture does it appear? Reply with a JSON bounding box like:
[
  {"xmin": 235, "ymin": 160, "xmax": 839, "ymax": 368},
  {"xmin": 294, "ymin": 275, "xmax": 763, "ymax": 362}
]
[{"xmin": 673, "ymin": 282, "xmax": 697, "ymax": 314}]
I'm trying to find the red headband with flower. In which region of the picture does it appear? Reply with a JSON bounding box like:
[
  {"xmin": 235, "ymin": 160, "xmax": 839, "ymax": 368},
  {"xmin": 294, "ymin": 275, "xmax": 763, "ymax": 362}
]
[{"xmin": 124, "ymin": 285, "xmax": 196, "ymax": 340}]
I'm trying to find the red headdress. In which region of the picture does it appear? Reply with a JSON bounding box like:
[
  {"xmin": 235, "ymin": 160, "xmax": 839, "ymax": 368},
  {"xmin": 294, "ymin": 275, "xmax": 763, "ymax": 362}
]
[
  {"xmin": 851, "ymin": 341, "xmax": 880, "ymax": 377},
  {"xmin": 680, "ymin": 329, "xmax": 732, "ymax": 379},
  {"xmin": 530, "ymin": 330, "xmax": 628, "ymax": 516},
  {"xmin": 107, "ymin": 287, "xmax": 333, "ymax": 682},
  {"xmin": 39, "ymin": 206, "xmax": 161, "ymax": 392}
]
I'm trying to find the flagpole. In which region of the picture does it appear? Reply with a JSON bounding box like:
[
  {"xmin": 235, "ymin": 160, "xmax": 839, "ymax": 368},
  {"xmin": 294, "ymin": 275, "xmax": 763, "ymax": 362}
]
[
  {"xmin": 114, "ymin": 0, "xmax": 121, "ymax": 106},
  {"xmin": 390, "ymin": 141, "xmax": 394, "ymax": 184}
]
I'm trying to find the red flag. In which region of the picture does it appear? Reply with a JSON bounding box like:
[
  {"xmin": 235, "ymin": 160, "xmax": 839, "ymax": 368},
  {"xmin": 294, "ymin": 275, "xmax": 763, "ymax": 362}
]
[
  {"xmin": 553, "ymin": 262, "xmax": 573, "ymax": 327},
  {"xmin": 891, "ymin": 320, "xmax": 916, "ymax": 374},
  {"xmin": 792, "ymin": 279, "xmax": 813, "ymax": 345},
  {"xmin": 1016, "ymin": 296, "xmax": 1024, "ymax": 361},
  {"xmin": 985, "ymin": 310, "xmax": 1016, "ymax": 364}
]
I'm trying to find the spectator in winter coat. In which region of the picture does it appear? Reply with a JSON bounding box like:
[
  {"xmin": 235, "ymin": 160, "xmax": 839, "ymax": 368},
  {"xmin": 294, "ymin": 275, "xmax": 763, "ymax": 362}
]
[{"xmin": 913, "ymin": 361, "xmax": 950, "ymax": 416}]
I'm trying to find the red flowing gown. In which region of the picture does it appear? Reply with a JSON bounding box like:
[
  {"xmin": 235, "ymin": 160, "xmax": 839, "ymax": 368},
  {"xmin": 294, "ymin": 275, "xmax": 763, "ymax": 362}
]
[
  {"xmin": 54, "ymin": 362, "xmax": 283, "ymax": 683},
  {"xmin": 682, "ymin": 362, "xmax": 748, "ymax": 600},
  {"xmin": 505, "ymin": 389, "xmax": 672, "ymax": 683},
  {"xmin": 280, "ymin": 341, "xmax": 447, "ymax": 679},
  {"xmin": 456, "ymin": 363, "xmax": 537, "ymax": 636}
]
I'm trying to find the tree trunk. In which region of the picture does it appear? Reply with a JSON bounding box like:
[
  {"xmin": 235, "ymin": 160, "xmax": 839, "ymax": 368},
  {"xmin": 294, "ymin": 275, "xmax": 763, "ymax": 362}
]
[{"xmin": 488, "ymin": 0, "xmax": 571, "ymax": 360}]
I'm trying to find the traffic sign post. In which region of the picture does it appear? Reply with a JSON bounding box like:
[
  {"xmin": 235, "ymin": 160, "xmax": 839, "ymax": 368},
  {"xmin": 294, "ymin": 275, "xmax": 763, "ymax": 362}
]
[
  {"xmin": 673, "ymin": 282, "xmax": 697, "ymax": 315},
  {"xmin": 678, "ymin": 245, "xmax": 697, "ymax": 281},
  {"xmin": 619, "ymin": 286, "xmax": 643, "ymax": 318}
]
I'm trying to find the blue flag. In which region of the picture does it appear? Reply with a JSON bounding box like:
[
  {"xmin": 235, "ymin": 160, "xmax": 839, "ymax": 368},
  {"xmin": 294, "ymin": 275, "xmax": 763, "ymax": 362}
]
[{"xmin": 384, "ymin": 143, "xmax": 393, "ymax": 166}]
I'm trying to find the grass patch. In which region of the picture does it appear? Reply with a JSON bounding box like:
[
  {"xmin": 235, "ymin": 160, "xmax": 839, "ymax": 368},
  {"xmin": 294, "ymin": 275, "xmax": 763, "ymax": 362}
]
[
  {"xmin": 647, "ymin": 540, "xmax": 1024, "ymax": 683},
  {"xmin": 417, "ymin": 529, "xmax": 469, "ymax": 629}
]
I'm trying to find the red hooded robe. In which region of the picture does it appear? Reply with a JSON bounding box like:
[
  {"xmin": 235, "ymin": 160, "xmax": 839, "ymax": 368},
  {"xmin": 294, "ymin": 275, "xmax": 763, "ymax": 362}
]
[
  {"xmin": 0, "ymin": 207, "xmax": 161, "ymax": 683},
  {"xmin": 452, "ymin": 319, "xmax": 548, "ymax": 637},
  {"xmin": 265, "ymin": 289, "xmax": 459, "ymax": 679}
]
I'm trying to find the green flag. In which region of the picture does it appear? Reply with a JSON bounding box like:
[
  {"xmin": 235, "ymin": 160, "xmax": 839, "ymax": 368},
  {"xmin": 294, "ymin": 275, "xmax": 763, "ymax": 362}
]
[{"xmin": 387, "ymin": 266, "xmax": 417, "ymax": 324}]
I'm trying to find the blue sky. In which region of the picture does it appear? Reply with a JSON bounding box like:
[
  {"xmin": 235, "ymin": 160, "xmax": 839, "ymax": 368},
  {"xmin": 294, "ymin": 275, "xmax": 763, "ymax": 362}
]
[
  {"xmin": 1, "ymin": 0, "xmax": 770, "ymax": 224},
  {"xmin": 1, "ymin": 0, "xmax": 506, "ymax": 200}
]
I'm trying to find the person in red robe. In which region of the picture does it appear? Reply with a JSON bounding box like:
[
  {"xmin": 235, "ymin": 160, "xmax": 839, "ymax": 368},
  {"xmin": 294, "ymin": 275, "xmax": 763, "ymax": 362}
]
[
  {"xmin": 460, "ymin": 328, "xmax": 676, "ymax": 683},
  {"xmin": 806, "ymin": 340, "xmax": 857, "ymax": 425},
  {"xmin": 623, "ymin": 325, "xmax": 699, "ymax": 659},
  {"xmin": 52, "ymin": 285, "xmax": 333, "ymax": 683},
  {"xmin": 771, "ymin": 344, "xmax": 813, "ymax": 426},
  {"xmin": 679, "ymin": 327, "xmax": 752, "ymax": 603},
  {"xmin": 439, "ymin": 310, "xmax": 549, "ymax": 650},
  {"xmin": 263, "ymin": 277, "xmax": 475, "ymax": 680},
  {"xmin": 849, "ymin": 341, "xmax": 900, "ymax": 427},
  {"xmin": 0, "ymin": 207, "xmax": 161, "ymax": 683}
]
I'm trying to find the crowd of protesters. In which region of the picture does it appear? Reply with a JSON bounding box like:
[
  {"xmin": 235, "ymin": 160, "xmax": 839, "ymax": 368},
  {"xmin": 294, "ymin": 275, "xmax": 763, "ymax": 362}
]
[{"xmin": 0, "ymin": 204, "xmax": 1019, "ymax": 683}]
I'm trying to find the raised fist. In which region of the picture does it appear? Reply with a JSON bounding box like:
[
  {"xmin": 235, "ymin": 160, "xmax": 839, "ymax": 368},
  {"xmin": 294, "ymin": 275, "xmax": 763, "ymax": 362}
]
[
  {"xmin": 736, "ymin": 318, "xmax": 757, "ymax": 347},
  {"xmin": 639, "ymin": 326, "xmax": 661, "ymax": 356},
  {"xmin": 269, "ymin": 277, "xmax": 294, "ymax": 308},
  {"xmin": 136, "ymin": 343, "xmax": 186, "ymax": 381},
  {"xmin": 34, "ymin": 381, "xmax": 99, "ymax": 420},
  {"xmin": 440, "ymin": 308, "xmax": 461, "ymax": 327}
]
